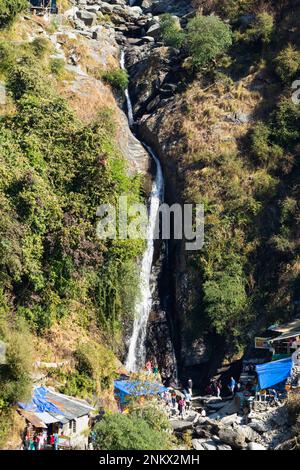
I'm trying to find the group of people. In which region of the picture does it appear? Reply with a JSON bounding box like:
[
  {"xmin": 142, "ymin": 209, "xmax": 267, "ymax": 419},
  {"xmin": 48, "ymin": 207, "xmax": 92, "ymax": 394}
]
[
  {"xmin": 158, "ymin": 379, "xmax": 195, "ymax": 420},
  {"xmin": 206, "ymin": 376, "xmax": 241, "ymax": 398},
  {"xmin": 23, "ymin": 431, "xmax": 59, "ymax": 451},
  {"xmin": 145, "ymin": 360, "xmax": 159, "ymax": 378}
]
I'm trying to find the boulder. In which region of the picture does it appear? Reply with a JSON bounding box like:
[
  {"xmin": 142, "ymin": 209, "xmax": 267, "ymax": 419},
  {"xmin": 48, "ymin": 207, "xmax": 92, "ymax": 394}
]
[
  {"xmin": 249, "ymin": 421, "xmax": 269, "ymax": 433},
  {"xmin": 76, "ymin": 10, "xmax": 98, "ymax": 26},
  {"xmin": 218, "ymin": 426, "xmax": 246, "ymax": 449},
  {"xmin": 217, "ymin": 444, "xmax": 232, "ymax": 451},
  {"xmin": 202, "ymin": 440, "xmax": 218, "ymax": 451},
  {"xmin": 192, "ymin": 439, "xmax": 205, "ymax": 451},
  {"xmin": 247, "ymin": 442, "xmax": 267, "ymax": 451},
  {"xmin": 146, "ymin": 23, "xmax": 161, "ymax": 39}
]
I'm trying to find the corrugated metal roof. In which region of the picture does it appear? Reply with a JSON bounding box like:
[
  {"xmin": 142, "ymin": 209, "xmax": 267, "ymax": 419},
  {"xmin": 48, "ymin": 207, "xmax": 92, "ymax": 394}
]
[
  {"xmin": 18, "ymin": 409, "xmax": 47, "ymax": 428},
  {"xmin": 35, "ymin": 412, "xmax": 59, "ymax": 424},
  {"xmin": 44, "ymin": 389, "xmax": 94, "ymax": 420}
]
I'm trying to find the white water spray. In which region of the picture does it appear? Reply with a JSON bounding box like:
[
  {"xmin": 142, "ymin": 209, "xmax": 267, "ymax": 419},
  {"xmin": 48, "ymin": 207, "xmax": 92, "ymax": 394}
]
[
  {"xmin": 120, "ymin": 51, "xmax": 164, "ymax": 372},
  {"xmin": 120, "ymin": 51, "xmax": 134, "ymax": 127}
]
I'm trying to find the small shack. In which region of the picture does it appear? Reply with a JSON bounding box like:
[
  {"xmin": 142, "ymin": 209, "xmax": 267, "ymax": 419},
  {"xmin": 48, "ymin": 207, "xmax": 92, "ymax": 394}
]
[
  {"xmin": 18, "ymin": 386, "xmax": 94, "ymax": 449},
  {"xmin": 114, "ymin": 380, "xmax": 167, "ymax": 407}
]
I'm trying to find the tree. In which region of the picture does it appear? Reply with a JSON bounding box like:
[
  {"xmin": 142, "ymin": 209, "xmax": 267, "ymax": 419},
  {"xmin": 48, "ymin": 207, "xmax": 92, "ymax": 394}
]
[
  {"xmin": 186, "ymin": 15, "xmax": 232, "ymax": 70},
  {"xmin": 203, "ymin": 263, "xmax": 247, "ymax": 335},
  {"xmin": 0, "ymin": 0, "xmax": 28, "ymax": 28},
  {"xmin": 160, "ymin": 13, "xmax": 185, "ymax": 49},
  {"xmin": 92, "ymin": 413, "xmax": 171, "ymax": 450}
]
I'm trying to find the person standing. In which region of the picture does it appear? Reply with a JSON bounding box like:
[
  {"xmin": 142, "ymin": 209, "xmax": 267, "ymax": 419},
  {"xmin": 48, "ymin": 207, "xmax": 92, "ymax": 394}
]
[
  {"xmin": 188, "ymin": 378, "xmax": 193, "ymax": 396},
  {"xmin": 228, "ymin": 376, "xmax": 236, "ymax": 395},
  {"xmin": 178, "ymin": 398, "xmax": 186, "ymax": 420}
]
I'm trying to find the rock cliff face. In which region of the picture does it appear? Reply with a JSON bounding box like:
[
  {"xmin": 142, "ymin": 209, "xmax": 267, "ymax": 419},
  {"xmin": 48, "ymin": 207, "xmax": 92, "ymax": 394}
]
[{"xmin": 66, "ymin": 0, "xmax": 210, "ymax": 383}]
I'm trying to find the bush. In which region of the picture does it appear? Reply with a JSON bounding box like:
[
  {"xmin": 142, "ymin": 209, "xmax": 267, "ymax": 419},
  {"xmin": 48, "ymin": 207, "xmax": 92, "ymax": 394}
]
[
  {"xmin": 92, "ymin": 412, "xmax": 172, "ymax": 450},
  {"xmin": 186, "ymin": 14, "xmax": 232, "ymax": 70},
  {"xmin": 242, "ymin": 12, "xmax": 274, "ymax": 45},
  {"xmin": 0, "ymin": 0, "xmax": 28, "ymax": 28},
  {"xmin": 102, "ymin": 68, "xmax": 129, "ymax": 93},
  {"xmin": 160, "ymin": 13, "xmax": 185, "ymax": 48},
  {"xmin": 250, "ymin": 122, "xmax": 284, "ymax": 168},
  {"xmin": 203, "ymin": 262, "xmax": 247, "ymax": 335},
  {"xmin": 62, "ymin": 341, "xmax": 117, "ymax": 398},
  {"xmin": 129, "ymin": 402, "xmax": 172, "ymax": 434},
  {"xmin": 270, "ymin": 99, "xmax": 300, "ymax": 147},
  {"xmin": 275, "ymin": 44, "xmax": 300, "ymax": 83}
]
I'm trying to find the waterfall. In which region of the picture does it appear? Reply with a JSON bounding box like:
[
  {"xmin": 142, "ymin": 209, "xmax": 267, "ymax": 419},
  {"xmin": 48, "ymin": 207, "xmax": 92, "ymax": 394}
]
[
  {"xmin": 120, "ymin": 51, "xmax": 164, "ymax": 372},
  {"xmin": 120, "ymin": 51, "xmax": 134, "ymax": 127}
]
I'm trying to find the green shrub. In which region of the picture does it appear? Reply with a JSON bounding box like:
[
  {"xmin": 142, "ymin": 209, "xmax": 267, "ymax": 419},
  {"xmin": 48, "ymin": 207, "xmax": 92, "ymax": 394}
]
[
  {"xmin": 30, "ymin": 37, "xmax": 53, "ymax": 59},
  {"xmin": 62, "ymin": 341, "xmax": 117, "ymax": 398},
  {"xmin": 102, "ymin": 68, "xmax": 129, "ymax": 93},
  {"xmin": 160, "ymin": 13, "xmax": 185, "ymax": 48},
  {"xmin": 270, "ymin": 99, "xmax": 300, "ymax": 147},
  {"xmin": 275, "ymin": 44, "xmax": 300, "ymax": 83},
  {"xmin": 93, "ymin": 413, "xmax": 172, "ymax": 450},
  {"xmin": 250, "ymin": 122, "xmax": 284, "ymax": 168},
  {"xmin": 186, "ymin": 14, "xmax": 232, "ymax": 70},
  {"xmin": 50, "ymin": 58, "xmax": 65, "ymax": 76},
  {"xmin": 0, "ymin": 0, "xmax": 28, "ymax": 29},
  {"xmin": 203, "ymin": 262, "xmax": 247, "ymax": 335},
  {"xmin": 242, "ymin": 12, "xmax": 274, "ymax": 45},
  {"xmin": 129, "ymin": 402, "xmax": 172, "ymax": 434}
]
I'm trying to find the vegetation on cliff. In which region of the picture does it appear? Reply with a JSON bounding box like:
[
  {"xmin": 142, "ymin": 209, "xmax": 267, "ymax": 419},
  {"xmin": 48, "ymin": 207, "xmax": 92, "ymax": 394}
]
[{"xmin": 0, "ymin": 12, "xmax": 143, "ymax": 446}]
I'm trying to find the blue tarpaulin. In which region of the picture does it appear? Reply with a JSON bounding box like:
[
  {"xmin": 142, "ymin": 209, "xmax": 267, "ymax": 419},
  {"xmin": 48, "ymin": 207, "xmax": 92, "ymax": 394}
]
[
  {"xmin": 114, "ymin": 380, "xmax": 168, "ymax": 404},
  {"xmin": 18, "ymin": 386, "xmax": 63, "ymax": 415},
  {"xmin": 256, "ymin": 357, "xmax": 293, "ymax": 390}
]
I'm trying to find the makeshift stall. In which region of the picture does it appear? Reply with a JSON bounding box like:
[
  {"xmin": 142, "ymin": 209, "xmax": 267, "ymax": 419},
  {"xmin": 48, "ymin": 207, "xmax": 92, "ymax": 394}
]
[
  {"xmin": 256, "ymin": 357, "xmax": 293, "ymax": 390},
  {"xmin": 114, "ymin": 380, "xmax": 168, "ymax": 408}
]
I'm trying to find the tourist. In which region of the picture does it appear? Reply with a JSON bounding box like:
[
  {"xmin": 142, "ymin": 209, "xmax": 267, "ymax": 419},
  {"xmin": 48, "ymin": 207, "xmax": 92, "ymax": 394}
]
[
  {"xmin": 188, "ymin": 378, "xmax": 193, "ymax": 396},
  {"xmin": 184, "ymin": 390, "xmax": 192, "ymax": 412},
  {"xmin": 216, "ymin": 381, "xmax": 222, "ymax": 398},
  {"xmin": 145, "ymin": 360, "xmax": 152, "ymax": 376},
  {"xmin": 33, "ymin": 434, "xmax": 40, "ymax": 451},
  {"xmin": 228, "ymin": 376, "xmax": 236, "ymax": 395},
  {"xmin": 171, "ymin": 391, "xmax": 177, "ymax": 408},
  {"xmin": 178, "ymin": 397, "xmax": 186, "ymax": 420},
  {"xmin": 54, "ymin": 432, "xmax": 59, "ymax": 450},
  {"xmin": 50, "ymin": 434, "xmax": 55, "ymax": 450}
]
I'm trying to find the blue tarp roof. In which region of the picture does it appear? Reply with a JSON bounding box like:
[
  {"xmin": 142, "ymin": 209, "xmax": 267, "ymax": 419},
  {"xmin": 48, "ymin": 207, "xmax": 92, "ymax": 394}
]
[
  {"xmin": 256, "ymin": 357, "xmax": 293, "ymax": 390},
  {"xmin": 19, "ymin": 386, "xmax": 62, "ymax": 414},
  {"xmin": 114, "ymin": 380, "xmax": 167, "ymax": 402}
]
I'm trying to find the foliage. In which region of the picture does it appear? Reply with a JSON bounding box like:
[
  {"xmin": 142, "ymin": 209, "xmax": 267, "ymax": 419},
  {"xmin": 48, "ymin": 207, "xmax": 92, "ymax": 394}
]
[
  {"xmin": 92, "ymin": 412, "xmax": 173, "ymax": 450},
  {"xmin": 186, "ymin": 15, "xmax": 232, "ymax": 70},
  {"xmin": 203, "ymin": 262, "xmax": 247, "ymax": 335},
  {"xmin": 129, "ymin": 402, "xmax": 172, "ymax": 433},
  {"xmin": 62, "ymin": 341, "xmax": 117, "ymax": 398},
  {"xmin": 275, "ymin": 44, "xmax": 300, "ymax": 83},
  {"xmin": 0, "ymin": 44, "xmax": 143, "ymax": 337},
  {"xmin": 241, "ymin": 12, "xmax": 274, "ymax": 45},
  {"xmin": 102, "ymin": 68, "xmax": 129, "ymax": 94},
  {"xmin": 160, "ymin": 13, "xmax": 185, "ymax": 49},
  {"xmin": 0, "ymin": 320, "xmax": 33, "ymax": 446},
  {"xmin": 0, "ymin": 0, "xmax": 28, "ymax": 29}
]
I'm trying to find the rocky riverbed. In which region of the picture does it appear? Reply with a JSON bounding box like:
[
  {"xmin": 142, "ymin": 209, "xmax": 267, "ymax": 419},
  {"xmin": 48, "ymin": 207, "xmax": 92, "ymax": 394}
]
[{"xmin": 171, "ymin": 396, "xmax": 293, "ymax": 451}]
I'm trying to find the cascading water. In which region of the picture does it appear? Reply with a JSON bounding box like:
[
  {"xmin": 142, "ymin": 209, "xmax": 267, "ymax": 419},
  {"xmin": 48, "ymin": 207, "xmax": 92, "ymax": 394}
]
[
  {"xmin": 120, "ymin": 51, "xmax": 164, "ymax": 372},
  {"xmin": 120, "ymin": 51, "xmax": 134, "ymax": 127}
]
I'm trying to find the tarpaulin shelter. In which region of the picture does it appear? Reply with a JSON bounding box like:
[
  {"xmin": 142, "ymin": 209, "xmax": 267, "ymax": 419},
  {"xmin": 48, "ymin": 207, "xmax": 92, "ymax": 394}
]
[
  {"xmin": 114, "ymin": 380, "xmax": 168, "ymax": 404},
  {"xmin": 256, "ymin": 357, "xmax": 293, "ymax": 390}
]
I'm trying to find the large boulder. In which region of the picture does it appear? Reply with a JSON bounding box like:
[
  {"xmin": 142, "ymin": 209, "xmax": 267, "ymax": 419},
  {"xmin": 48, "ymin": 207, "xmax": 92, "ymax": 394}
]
[
  {"xmin": 76, "ymin": 10, "xmax": 98, "ymax": 26},
  {"xmin": 218, "ymin": 426, "xmax": 246, "ymax": 449},
  {"xmin": 248, "ymin": 442, "xmax": 267, "ymax": 451}
]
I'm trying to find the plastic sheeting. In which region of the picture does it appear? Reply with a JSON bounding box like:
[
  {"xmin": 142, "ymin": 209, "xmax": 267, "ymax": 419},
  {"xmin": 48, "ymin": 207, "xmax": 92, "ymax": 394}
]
[
  {"xmin": 114, "ymin": 380, "xmax": 168, "ymax": 404},
  {"xmin": 256, "ymin": 357, "xmax": 293, "ymax": 390},
  {"xmin": 18, "ymin": 386, "xmax": 63, "ymax": 415}
]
